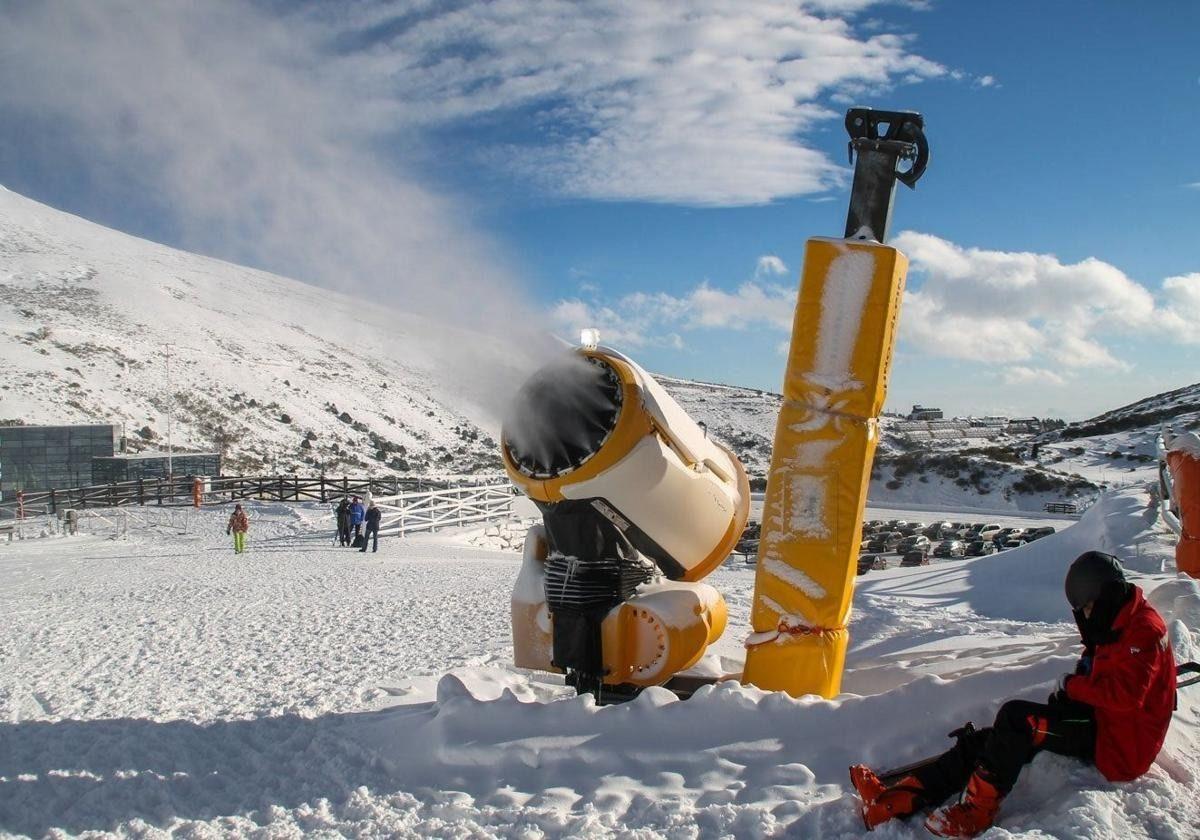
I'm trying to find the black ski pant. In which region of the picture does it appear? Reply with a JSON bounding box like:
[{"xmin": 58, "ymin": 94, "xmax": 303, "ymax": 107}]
[
  {"xmin": 912, "ymin": 699, "xmax": 1096, "ymax": 803},
  {"xmin": 360, "ymin": 523, "xmax": 379, "ymax": 552},
  {"xmin": 338, "ymin": 520, "xmax": 351, "ymax": 546}
]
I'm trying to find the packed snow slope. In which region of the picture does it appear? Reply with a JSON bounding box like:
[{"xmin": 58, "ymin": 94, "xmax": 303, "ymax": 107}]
[
  {"xmin": 0, "ymin": 186, "xmax": 529, "ymax": 476},
  {"xmin": 1, "ymin": 486, "xmax": 1197, "ymax": 838}
]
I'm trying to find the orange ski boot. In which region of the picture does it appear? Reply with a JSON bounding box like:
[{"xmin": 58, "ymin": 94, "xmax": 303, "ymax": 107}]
[
  {"xmin": 848, "ymin": 765, "xmax": 926, "ymax": 830},
  {"xmin": 924, "ymin": 770, "xmax": 1003, "ymax": 838}
]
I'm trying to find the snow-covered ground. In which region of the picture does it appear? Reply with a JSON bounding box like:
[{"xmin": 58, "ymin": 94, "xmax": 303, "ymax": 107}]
[{"xmin": 2, "ymin": 487, "xmax": 1198, "ymax": 838}]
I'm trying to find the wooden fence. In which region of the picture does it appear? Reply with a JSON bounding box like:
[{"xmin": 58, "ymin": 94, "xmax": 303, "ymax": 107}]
[
  {"xmin": 1043, "ymin": 502, "xmax": 1079, "ymax": 514},
  {"xmin": 0, "ymin": 474, "xmax": 500, "ymax": 518}
]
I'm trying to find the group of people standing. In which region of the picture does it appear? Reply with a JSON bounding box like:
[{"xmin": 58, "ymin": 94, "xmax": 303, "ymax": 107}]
[
  {"xmin": 223, "ymin": 496, "xmax": 382, "ymax": 555},
  {"xmin": 336, "ymin": 495, "xmax": 382, "ymax": 553}
]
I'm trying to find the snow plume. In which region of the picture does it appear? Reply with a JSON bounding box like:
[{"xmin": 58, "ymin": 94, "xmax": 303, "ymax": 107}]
[
  {"xmin": 0, "ymin": 1, "xmax": 554, "ymax": 414},
  {"xmin": 893, "ymin": 231, "xmax": 1200, "ymax": 372}
]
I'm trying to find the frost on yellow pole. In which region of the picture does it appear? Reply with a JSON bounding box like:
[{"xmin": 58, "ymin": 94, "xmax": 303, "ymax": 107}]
[{"xmin": 742, "ymin": 108, "xmax": 927, "ymax": 698}]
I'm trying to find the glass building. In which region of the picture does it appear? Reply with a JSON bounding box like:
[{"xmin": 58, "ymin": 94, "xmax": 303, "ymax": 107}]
[
  {"xmin": 0, "ymin": 424, "xmax": 120, "ymax": 500},
  {"xmin": 91, "ymin": 452, "xmax": 221, "ymax": 484}
]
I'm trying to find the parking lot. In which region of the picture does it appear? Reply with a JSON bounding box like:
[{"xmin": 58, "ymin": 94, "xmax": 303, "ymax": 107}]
[
  {"xmin": 855, "ymin": 517, "xmax": 1061, "ymax": 573},
  {"xmin": 733, "ymin": 501, "xmax": 1080, "ymax": 572}
]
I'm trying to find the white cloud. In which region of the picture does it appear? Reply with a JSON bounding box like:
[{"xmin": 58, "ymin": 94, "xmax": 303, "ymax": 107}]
[
  {"xmin": 1001, "ymin": 367, "xmax": 1066, "ymax": 387},
  {"xmin": 891, "ymin": 231, "xmax": 1175, "ymax": 371},
  {"xmin": 755, "ymin": 255, "xmax": 789, "ymax": 277},
  {"xmin": 557, "ymin": 235, "xmax": 1200, "ymax": 383},
  {"xmin": 552, "ymin": 294, "xmax": 690, "ymax": 349},
  {"xmin": 552, "ymin": 258, "xmax": 796, "ymax": 347},
  {"xmin": 1186, "ymin": 182, "xmax": 1200, "ymax": 190},
  {"xmin": 1159, "ymin": 273, "xmax": 1200, "ymax": 343},
  {"xmin": 899, "ymin": 290, "xmax": 1045, "ymax": 364},
  {"xmin": 687, "ymin": 283, "xmax": 796, "ymax": 330},
  {"xmin": 327, "ymin": 1, "xmax": 948, "ymax": 205}
]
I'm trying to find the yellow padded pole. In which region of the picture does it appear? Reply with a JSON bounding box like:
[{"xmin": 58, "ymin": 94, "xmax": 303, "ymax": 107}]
[{"xmin": 742, "ymin": 236, "xmax": 907, "ymax": 698}]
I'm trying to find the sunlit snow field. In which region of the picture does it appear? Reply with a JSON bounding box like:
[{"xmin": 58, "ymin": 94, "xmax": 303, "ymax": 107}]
[{"xmin": 2, "ymin": 490, "xmax": 1198, "ymax": 838}]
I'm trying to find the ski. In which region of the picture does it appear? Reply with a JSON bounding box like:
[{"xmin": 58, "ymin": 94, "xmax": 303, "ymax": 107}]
[{"xmin": 1179, "ymin": 662, "xmax": 1200, "ymax": 690}]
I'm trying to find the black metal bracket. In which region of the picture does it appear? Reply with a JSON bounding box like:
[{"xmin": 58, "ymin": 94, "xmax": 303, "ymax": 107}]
[{"xmin": 843, "ymin": 108, "xmax": 929, "ymax": 242}]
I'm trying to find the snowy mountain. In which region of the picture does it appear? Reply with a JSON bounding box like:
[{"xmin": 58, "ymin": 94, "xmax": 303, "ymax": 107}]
[
  {"xmin": 0, "ymin": 186, "xmax": 1190, "ymax": 513},
  {"xmin": 1032, "ymin": 383, "xmax": 1200, "ymax": 485},
  {"xmin": 0, "ymin": 186, "xmax": 527, "ymax": 477},
  {"xmin": 665, "ymin": 375, "xmax": 1104, "ymax": 512}
]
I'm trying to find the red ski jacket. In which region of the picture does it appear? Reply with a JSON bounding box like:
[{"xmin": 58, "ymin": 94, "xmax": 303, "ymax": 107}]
[{"xmin": 1065, "ymin": 586, "xmax": 1176, "ymax": 781}]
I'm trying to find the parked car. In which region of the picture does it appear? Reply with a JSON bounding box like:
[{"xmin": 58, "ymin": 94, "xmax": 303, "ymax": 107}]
[
  {"xmin": 965, "ymin": 540, "xmax": 997, "ymax": 557},
  {"xmin": 897, "ymin": 534, "xmax": 932, "ymax": 554},
  {"xmin": 925, "ymin": 521, "xmax": 955, "ymax": 538},
  {"xmin": 976, "ymin": 523, "xmax": 1002, "ymax": 540},
  {"xmin": 998, "ymin": 538, "xmax": 1027, "ymax": 550},
  {"xmin": 934, "ymin": 539, "xmax": 966, "ymax": 558},
  {"xmin": 992, "ymin": 527, "xmax": 1022, "ymax": 544},
  {"xmin": 858, "ymin": 554, "xmax": 889, "ymax": 575},
  {"xmin": 867, "ymin": 531, "xmax": 903, "ymax": 553},
  {"xmin": 1024, "ymin": 526, "xmax": 1056, "ymax": 542},
  {"xmin": 735, "ymin": 521, "xmax": 761, "ymax": 555},
  {"xmin": 901, "ymin": 550, "xmax": 931, "ymax": 567}
]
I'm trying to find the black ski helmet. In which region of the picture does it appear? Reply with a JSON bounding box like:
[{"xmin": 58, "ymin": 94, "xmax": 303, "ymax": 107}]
[{"xmin": 1064, "ymin": 551, "xmax": 1126, "ymax": 610}]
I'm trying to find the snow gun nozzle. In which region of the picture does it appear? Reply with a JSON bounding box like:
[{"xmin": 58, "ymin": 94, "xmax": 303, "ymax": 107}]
[{"xmin": 843, "ymin": 107, "xmax": 928, "ymax": 242}]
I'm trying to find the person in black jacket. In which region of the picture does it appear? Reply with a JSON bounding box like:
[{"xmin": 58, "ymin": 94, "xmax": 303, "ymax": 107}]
[
  {"xmin": 361, "ymin": 501, "xmax": 382, "ymax": 553},
  {"xmin": 335, "ymin": 497, "xmax": 351, "ymax": 546}
]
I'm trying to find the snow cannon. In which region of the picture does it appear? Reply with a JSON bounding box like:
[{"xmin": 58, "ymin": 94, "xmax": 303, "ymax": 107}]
[
  {"xmin": 502, "ymin": 346, "xmax": 749, "ymax": 698},
  {"xmin": 743, "ymin": 108, "xmax": 929, "ymax": 700}
]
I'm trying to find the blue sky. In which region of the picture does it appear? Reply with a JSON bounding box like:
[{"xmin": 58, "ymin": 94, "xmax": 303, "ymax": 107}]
[{"xmin": 1, "ymin": 1, "xmax": 1198, "ymax": 420}]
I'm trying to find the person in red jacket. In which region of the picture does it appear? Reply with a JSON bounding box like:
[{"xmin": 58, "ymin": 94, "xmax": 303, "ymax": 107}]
[{"xmin": 850, "ymin": 551, "xmax": 1176, "ymax": 837}]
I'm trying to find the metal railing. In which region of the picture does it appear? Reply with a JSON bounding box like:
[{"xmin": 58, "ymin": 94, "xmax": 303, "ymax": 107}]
[{"xmin": 373, "ymin": 484, "xmax": 516, "ymax": 537}]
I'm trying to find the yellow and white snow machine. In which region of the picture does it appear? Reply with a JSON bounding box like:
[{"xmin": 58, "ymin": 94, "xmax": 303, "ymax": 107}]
[{"xmin": 501, "ymin": 107, "xmax": 929, "ymax": 701}]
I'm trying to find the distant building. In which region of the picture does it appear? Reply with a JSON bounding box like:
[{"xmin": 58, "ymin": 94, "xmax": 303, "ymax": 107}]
[
  {"xmin": 91, "ymin": 452, "xmax": 221, "ymax": 484},
  {"xmin": 909, "ymin": 404, "xmax": 943, "ymax": 421},
  {"xmin": 0, "ymin": 424, "xmax": 120, "ymax": 499},
  {"xmin": 1007, "ymin": 417, "xmax": 1043, "ymax": 434}
]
